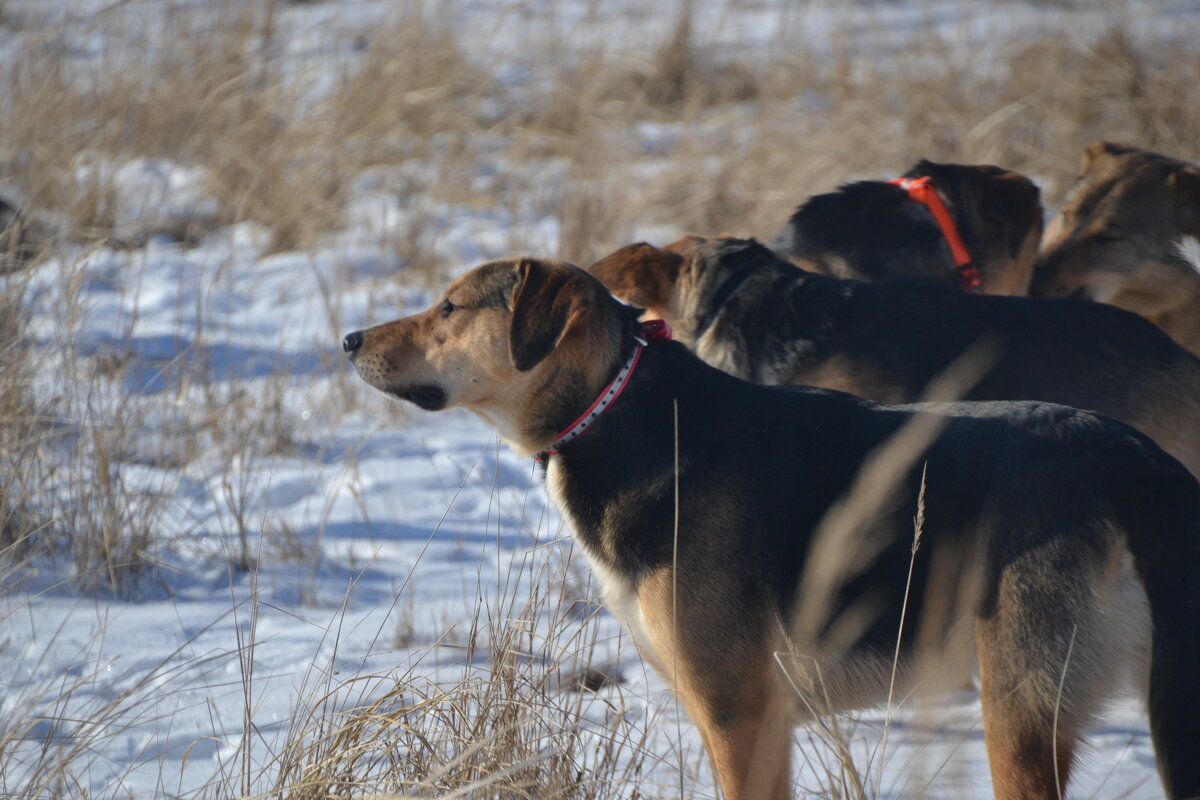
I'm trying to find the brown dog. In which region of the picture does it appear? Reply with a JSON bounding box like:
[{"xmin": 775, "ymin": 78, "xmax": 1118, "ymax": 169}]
[
  {"xmin": 1034, "ymin": 141, "xmax": 1200, "ymax": 357},
  {"xmin": 343, "ymin": 259, "xmax": 1200, "ymax": 800},
  {"xmin": 589, "ymin": 236, "xmax": 1200, "ymax": 478},
  {"xmin": 772, "ymin": 160, "xmax": 1043, "ymax": 295}
]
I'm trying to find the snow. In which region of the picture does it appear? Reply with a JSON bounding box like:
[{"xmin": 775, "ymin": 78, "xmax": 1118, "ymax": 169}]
[{"xmin": 2, "ymin": 1, "xmax": 1191, "ymax": 797}]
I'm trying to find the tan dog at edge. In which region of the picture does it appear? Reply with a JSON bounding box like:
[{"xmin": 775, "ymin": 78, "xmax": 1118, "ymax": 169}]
[{"xmin": 1034, "ymin": 141, "xmax": 1200, "ymax": 357}]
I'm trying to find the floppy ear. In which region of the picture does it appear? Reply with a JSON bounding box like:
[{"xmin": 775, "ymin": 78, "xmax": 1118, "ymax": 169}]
[
  {"xmin": 587, "ymin": 243, "xmax": 682, "ymax": 310},
  {"xmin": 509, "ymin": 260, "xmax": 588, "ymax": 372},
  {"xmin": 1169, "ymin": 166, "xmax": 1200, "ymax": 236},
  {"xmin": 980, "ymin": 172, "xmax": 1043, "ymax": 258}
]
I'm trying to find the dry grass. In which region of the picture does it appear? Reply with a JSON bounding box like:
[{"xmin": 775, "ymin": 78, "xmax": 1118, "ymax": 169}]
[
  {"xmin": 0, "ymin": 489, "xmax": 664, "ymax": 800},
  {"xmin": 0, "ymin": 270, "xmax": 38, "ymax": 558},
  {"xmin": 245, "ymin": 554, "xmax": 653, "ymax": 800},
  {"xmin": 0, "ymin": 3, "xmax": 488, "ymax": 255},
  {"xmin": 1, "ymin": 3, "xmax": 1195, "ymax": 265}
]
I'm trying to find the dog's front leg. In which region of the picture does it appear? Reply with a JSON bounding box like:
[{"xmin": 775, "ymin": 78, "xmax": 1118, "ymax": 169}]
[{"xmin": 636, "ymin": 566, "xmax": 793, "ymax": 800}]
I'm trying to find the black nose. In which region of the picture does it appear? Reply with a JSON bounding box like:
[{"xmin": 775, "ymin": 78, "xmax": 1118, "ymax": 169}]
[{"xmin": 343, "ymin": 331, "xmax": 364, "ymax": 354}]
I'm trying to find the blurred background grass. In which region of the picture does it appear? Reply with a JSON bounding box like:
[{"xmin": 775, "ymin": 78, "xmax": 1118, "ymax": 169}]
[{"xmin": 1, "ymin": 0, "xmax": 1196, "ymax": 270}]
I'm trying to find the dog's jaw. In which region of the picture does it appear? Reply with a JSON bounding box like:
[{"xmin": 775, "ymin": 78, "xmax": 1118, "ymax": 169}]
[{"xmin": 386, "ymin": 384, "xmax": 447, "ymax": 411}]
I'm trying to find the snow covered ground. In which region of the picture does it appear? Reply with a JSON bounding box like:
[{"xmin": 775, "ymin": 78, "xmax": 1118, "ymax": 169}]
[{"xmin": 2, "ymin": 1, "xmax": 1193, "ymax": 797}]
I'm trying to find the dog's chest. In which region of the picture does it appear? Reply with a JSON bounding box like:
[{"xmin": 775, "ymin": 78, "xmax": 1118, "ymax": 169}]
[{"xmin": 546, "ymin": 461, "xmax": 649, "ymax": 641}]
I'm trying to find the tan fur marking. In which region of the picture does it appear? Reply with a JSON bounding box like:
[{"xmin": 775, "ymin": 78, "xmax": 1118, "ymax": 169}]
[
  {"xmin": 975, "ymin": 630, "xmax": 1079, "ymax": 800},
  {"xmin": 975, "ymin": 168, "xmax": 1044, "ymax": 296},
  {"xmin": 983, "ymin": 715, "xmax": 1075, "ymax": 800},
  {"xmin": 637, "ymin": 569, "xmax": 792, "ymax": 800},
  {"xmin": 982, "ymin": 220, "xmax": 1042, "ymax": 296}
]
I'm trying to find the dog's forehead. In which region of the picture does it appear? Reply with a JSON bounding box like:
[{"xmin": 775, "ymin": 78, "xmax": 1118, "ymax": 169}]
[
  {"xmin": 1070, "ymin": 161, "xmax": 1176, "ymax": 224},
  {"xmin": 690, "ymin": 237, "xmax": 751, "ymax": 273},
  {"xmin": 1083, "ymin": 150, "xmax": 1172, "ymax": 187},
  {"xmin": 446, "ymin": 260, "xmax": 521, "ymax": 307}
]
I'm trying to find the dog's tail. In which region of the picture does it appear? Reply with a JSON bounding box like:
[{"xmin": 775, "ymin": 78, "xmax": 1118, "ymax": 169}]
[{"xmin": 1124, "ymin": 459, "xmax": 1200, "ymax": 799}]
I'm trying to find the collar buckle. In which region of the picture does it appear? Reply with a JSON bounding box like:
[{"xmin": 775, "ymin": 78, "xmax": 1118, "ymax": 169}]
[{"xmin": 640, "ymin": 319, "xmax": 672, "ymax": 342}]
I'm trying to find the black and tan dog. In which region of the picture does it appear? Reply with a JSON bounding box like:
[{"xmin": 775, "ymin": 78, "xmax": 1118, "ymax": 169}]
[
  {"xmin": 343, "ymin": 259, "xmax": 1200, "ymax": 800},
  {"xmin": 1034, "ymin": 141, "xmax": 1200, "ymax": 357},
  {"xmin": 772, "ymin": 160, "xmax": 1043, "ymax": 295},
  {"xmin": 589, "ymin": 236, "xmax": 1200, "ymax": 479}
]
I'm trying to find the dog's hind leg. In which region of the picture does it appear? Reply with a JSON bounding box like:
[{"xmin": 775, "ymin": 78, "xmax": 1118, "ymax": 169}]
[
  {"xmin": 975, "ymin": 613, "xmax": 1085, "ymax": 800},
  {"xmin": 695, "ymin": 692, "xmax": 792, "ymax": 800},
  {"xmin": 976, "ymin": 678, "xmax": 1077, "ymax": 800},
  {"xmin": 637, "ymin": 567, "xmax": 792, "ymax": 800},
  {"xmin": 974, "ymin": 532, "xmax": 1143, "ymax": 800}
]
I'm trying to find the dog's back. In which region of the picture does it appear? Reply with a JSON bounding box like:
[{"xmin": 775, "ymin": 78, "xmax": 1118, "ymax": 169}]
[
  {"xmin": 705, "ymin": 238, "xmax": 1200, "ymax": 478},
  {"xmin": 771, "ymin": 181, "xmax": 949, "ymax": 281}
]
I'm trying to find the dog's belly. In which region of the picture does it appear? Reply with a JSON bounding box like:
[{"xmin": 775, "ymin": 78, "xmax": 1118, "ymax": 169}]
[
  {"xmin": 781, "ymin": 635, "xmax": 978, "ymax": 721},
  {"xmin": 798, "ymin": 543, "xmax": 1153, "ymax": 719}
]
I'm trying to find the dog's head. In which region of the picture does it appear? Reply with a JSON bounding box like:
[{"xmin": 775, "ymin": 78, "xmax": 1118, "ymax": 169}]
[
  {"xmin": 1033, "ymin": 141, "xmax": 1200, "ymax": 320},
  {"xmin": 587, "ymin": 241, "xmax": 687, "ymax": 324},
  {"xmin": 343, "ymin": 259, "xmax": 639, "ymax": 454},
  {"xmin": 902, "ymin": 160, "xmax": 1044, "ymax": 295}
]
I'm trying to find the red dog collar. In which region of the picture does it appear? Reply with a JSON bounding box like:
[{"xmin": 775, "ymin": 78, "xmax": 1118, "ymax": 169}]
[
  {"xmin": 535, "ymin": 320, "xmax": 672, "ymax": 463},
  {"xmin": 889, "ymin": 176, "xmax": 982, "ymax": 292}
]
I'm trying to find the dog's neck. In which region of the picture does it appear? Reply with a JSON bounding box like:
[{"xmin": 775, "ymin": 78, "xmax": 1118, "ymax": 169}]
[
  {"xmin": 465, "ymin": 371, "xmax": 613, "ymax": 458},
  {"xmin": 676, "ymin": 243, "xmax": 821, "ymax": 350},
  {"xmin": 473, "ymin": 318, "xmax": 648, "ymax": 458},
  {"xmin": 691, "ymin": 263, "xmax": 762, "ymax": 340},
  {"xmin": 889, "ymin": 176, "xmax": 981, "ymax": 291},
  {"xmin": 541, "ymin": 342, "xmax": 684, "ymax": 480},
  {"xmin": 529, "ymin": 321, "xmax": 671, "ymax": 462},
  {"xmin": 534, "ymin": 342, "xmax": 645, "ymax": 462}
]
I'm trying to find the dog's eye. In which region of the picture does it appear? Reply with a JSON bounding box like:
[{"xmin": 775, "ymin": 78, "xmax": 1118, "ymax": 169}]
[{"xmin": 439, "ymin": 299, "xmax": 457, "ymax": 318}]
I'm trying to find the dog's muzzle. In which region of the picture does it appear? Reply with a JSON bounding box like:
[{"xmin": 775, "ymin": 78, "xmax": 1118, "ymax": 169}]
[{"xmin": 342, "ymin": 329, "xmax": 448, "ymax": 410}]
